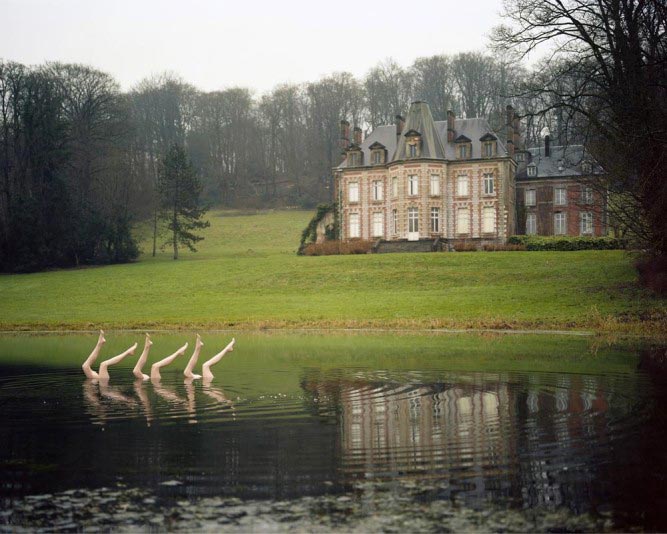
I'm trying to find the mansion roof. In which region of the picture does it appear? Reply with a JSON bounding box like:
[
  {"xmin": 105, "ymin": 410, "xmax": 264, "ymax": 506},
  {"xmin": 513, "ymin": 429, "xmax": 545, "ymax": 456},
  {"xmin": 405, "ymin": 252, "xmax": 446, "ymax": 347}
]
[{"xmin": 516, "ymin": 144, "xmax": 602, "ymax": 181}]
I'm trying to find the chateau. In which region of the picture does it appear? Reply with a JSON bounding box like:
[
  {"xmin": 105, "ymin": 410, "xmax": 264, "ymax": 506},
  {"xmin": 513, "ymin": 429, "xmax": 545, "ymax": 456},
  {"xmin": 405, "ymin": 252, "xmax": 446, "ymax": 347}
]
[{"xmin": 333, "ymin": 101, "xmax": 606, "ymax": 248}]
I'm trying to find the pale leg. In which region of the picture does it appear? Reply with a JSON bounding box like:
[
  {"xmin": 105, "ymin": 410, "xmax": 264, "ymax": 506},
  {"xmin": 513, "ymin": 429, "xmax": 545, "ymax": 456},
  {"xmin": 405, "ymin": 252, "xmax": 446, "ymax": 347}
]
[
  {"xmin": 98, "ymin": 343, "xmax": 138, "ymax": 380},
  {"xmin": 133, "ymin": 333, "xmax": 153, "ymax": 380},
  {"xmin": 82, "ymin": 330, "xmax": 105, "ymax": 379},
  {"xmin": 202, "ymin": 338, "xmax": 236, "ymax": 383},
  {"xmin": 150, "ymin": 342, "xmax": 188, "ymax": 381},
  {"xmin": 134, "ymin": 379, "xmax": 153, "ymax": 427},
  {"xmin": 184, "ymin": 334, "xmax": 204, "ymax": 379}
]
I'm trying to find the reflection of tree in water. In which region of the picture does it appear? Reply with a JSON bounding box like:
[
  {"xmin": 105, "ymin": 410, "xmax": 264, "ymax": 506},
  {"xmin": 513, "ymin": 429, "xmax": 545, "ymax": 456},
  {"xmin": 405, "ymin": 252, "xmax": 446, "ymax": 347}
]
[{"xmin": 300, "ymin": 369, "xmax": 635, "ymax": 512}]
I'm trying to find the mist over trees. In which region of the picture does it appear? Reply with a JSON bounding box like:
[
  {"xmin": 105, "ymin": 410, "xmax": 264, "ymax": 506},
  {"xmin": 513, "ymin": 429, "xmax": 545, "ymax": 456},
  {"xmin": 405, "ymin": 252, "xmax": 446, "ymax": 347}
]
[{"xmin": 1, "ymin": 51, "xmax": 528, "ymax": 272}]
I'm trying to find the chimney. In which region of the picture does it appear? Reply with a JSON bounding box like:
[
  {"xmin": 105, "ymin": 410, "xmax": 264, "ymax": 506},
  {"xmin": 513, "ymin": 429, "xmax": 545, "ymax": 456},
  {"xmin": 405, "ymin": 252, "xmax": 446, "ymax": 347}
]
[
  {"xmin": 513, "ymin": 116, "xmax": 521, "ymax": 150},
  {"xmin": 544, "ymin": 134, "xmax": 551, "ymax": 157},
  {"xmin": 395, "ymin": 115, "xmax": 405, "ymax": 137},
  {"xmin": 447, "ymin": 110, "xmax": 455, "ymax": 142},
  {"xmin": 339, "ymin": 120, "xmax": 350, "ymax": 151},
  {"xmin": 506, "ymin": 105, "xmax": 515, "ymax": 157},
  {"xmin": 353, "ymin": 126, "xmax": 362, "ymax": 146}
]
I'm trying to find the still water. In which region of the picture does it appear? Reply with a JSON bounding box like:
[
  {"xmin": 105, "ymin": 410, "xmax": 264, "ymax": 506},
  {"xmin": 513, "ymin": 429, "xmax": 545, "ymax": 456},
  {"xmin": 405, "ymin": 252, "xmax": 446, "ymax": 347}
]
[{"xmin": 0, "ymin": 332, "xmax": 666, "ymax": 530}]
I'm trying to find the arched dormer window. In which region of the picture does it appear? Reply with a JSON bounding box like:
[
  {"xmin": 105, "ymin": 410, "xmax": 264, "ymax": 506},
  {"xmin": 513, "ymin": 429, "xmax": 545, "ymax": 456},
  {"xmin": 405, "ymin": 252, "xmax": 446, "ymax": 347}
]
[
  {"xmin": 368, "ymin": 141, "xmax": 387, "ymax": 165},
  {"xmin": 454, "ymin": 134, "xmax": 472, "ymax": 159},
  {"xmin": 404, "ymin": 129, "xmax": 422, "ymax": 158},
  {"xmin": 479, "ymin": 133, "xmax": 497, "ymax": 158}
]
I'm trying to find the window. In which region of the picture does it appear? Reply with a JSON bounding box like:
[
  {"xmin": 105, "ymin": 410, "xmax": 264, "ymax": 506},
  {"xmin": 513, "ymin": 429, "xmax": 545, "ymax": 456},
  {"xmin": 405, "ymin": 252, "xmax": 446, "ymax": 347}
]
[
  {"xmin": 581, "ymin": 186, "xmax": 593, "ymax": 204},
  {"xmin": 483, "ymin": 142, "xmax": 495, "ymax": 157},
  {"xmin": 554, "ymin": 212, "xmax": 567, "ymax": 235},
  {"xmin": 372, "ymin": 180, "xmax": 383, "ymax": 201},
  {"xmin": 372, "ymin": 212, "xmax": 384, "ymax": 237},
  {"xmin": 430, "ymin": 208, "xmax": 440, "ymax": 233},
  {"xmin": 526, "ymin": 213, "xmax": 537, "ymax": 235},
  {"xmin": 430, "ymin": 174, "xmax": 440, "ymax": 196},
  {"xmin": 348, "ymin": 182, "xmax": 359, "ymax": 203},
  {"xmin": 409, "ymin": 144, "xmax": 417, "ymax": 157},
  {"xmin": 348, "ymin": 153, "xmax": 358, "ymax": 166},
  {"xmin": 483, "ymin": 173, "xmax": 494, "ymax": 195},
  {"xmin": 482, "ymin": 207, "xmax": 496, "ymax": 233},
  {"xmin": 525, "ymin": 189, "xmax": 536, "ymax": 206},
  {"xmin": 527, "ymin": 164, "xmax": 537, "ymax": 177},
  {"xmin": 372, "ymin": 151, "xmax": 384, "ymax": 165},
  {"xmin": 554, "ymin": 187, "xmax": 567, "ymax": 206},
  {"xmin": 391, "ymin": 176, "xmax": 398, "ymax": 197},
  {"xmin": 456, "ymin": 208, "xmax": 470, "ymax": 234},
  {"xmin": 408, "ymin": 207, "xmax": 419, "ymax": 233},
  {"xmin": 582, "ymin": 161, "xmax": 592, "ymax": 174},
  {"xmin": 456, "ymin": 175, "xmax": 469, "ymax": 197},
  {"xmin": 580, "ymin": 212, "xmax": 593, "ymax": 235},
  {"xmin": 516, "ymin": 152, "xmax": 525, "ymax": 162},
  {"xmin": 392, "ymin": 209, "xmax": 398, "ymax": 234},
  {"xmin": 408, "ymin": 175, "xmax": 419, "ymax": 196},
  {"xmin": 458, "ymin": 144, "xmax": 469, "ymax": 159},
  {"xmin": 349, "ymin": 213, "xmax": 360, "ymax": 238}
]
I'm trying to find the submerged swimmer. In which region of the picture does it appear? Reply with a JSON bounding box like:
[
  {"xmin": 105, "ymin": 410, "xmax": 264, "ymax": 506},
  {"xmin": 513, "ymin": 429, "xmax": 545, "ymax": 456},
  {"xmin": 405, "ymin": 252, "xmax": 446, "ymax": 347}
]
[
  {"xmin": 132, "ymin": 333, "xmax": 153, "ymax": 380},
  {"xmin": 82, "ymin": 330, "xmax": 137, "ymax": 380},
  {"xmin": 183, "ymin": 334, "xmax": 204, "ymax": 380},
  {"xmin": 150, "ymin": 342, "xmax": 189, "ymax": 381},
  {"xmin": 202, "ymin": 338, "xmax": 236, "ymax": 382}
]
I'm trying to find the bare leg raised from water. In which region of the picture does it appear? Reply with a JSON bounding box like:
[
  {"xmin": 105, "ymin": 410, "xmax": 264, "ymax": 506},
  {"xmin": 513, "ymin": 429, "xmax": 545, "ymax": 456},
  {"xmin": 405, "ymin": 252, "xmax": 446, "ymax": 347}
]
[
  {"xmin": 82, "ymin": 330, "xmax": 106, "ymax": 379},
  {"xmin": 150, "ymin": 342, "xmax": 188, "ymax": 381},
  {"xmin": 202, "ymin": 338, "xmax": 235, "ymax": 383},
  {"xmin": 184, "ymin": 334, "xmax": 204, "ymax": 380},
  {"xmin": 97, "ymin": 343, "xmax": 138, "ymax": 380},
  {"xmin": 133, "ymin": 333, "xmax": 153, "ymax": 380}
]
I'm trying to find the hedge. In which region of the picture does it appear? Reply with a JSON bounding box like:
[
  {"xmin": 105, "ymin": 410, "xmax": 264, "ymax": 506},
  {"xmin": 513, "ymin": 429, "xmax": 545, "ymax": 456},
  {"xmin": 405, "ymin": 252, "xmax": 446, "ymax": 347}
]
[{"xmin": 507, "ymin": 235, "xmax": 626, "ymax": 251}]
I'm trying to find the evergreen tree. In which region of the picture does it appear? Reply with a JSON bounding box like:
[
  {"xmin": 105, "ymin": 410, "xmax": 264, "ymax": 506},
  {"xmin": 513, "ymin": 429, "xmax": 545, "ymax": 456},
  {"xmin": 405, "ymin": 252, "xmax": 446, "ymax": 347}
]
[{"xmin": 158, "ymin": 144, "xmax": 209, "ymax": 259}]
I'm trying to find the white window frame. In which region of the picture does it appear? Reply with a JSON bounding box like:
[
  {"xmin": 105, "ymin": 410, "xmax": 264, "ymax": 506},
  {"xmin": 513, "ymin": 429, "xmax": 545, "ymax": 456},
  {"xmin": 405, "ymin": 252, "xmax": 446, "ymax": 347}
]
[
  {"xmin": 348, "ymin": 182, "xmax": 359, "ymax": 203},
  {"xmin": 525, "ymin": 189, "xmax": 536, "ymax": 206},
  {"xmin": 458, "ymin": 144, "xmax": 469, "ymax": 159},
  {"xmin": 408, "ymin": 207, "xmax": 419, "ymax": 233},
  {"xmin": 456, "ymin": 207, "xmax": 470, "ymax": 235},
  {"xmin": 484, "ymin": 142, "xmax": 495, "ymax": 157},
  {"xmin": 429, "ymin": 174, "xmax": 440, "ymax": 196},
  {"xmin": 349, "ymin": 213, "xmax": 360, "ymax": 238},
  {"xmin": 526, "ymin": 213, "xmax": 537, "ymax": 235},
  {"xmin": 554, "ymin": 212, "xmax": 567, "ymax": 235},
  {"xmin": 372, "ymin": 212, "xmax": 384, "ymax": 237},
  {"xmin": 516, "ymin": 152, "xmax": 525, "ymax": 162},
  {"xmin": 582, "ymin": 186, "xmax": 593, "ymax": 204},
  {"xmin": 482, "ymin": 206, "xmax": 496, "ymax": 234},
  {"xmin": 456, "ymin": 175, "xmax": 469, "ymax": 197},
  {"xmin": 483, "ymin": 173, "xmax": 494, "ymax": 195},
  {"xmin": 554, "ymin": 187, "xmax": 567, "ymax": 206},
  {"xmin": 372, "ymin": 180, "xmax": 383, "ymax": 201},
  {"xmin": 373, "ymin": 150, "xmax": 383, "ymax": 165},
  {"xmin": 527, "ymin": 165, "xmax": 537, "ymax": 177},
  {"xmin": 392, "ymin": 209, "xmax": 398, "ymax": 234},
  {"xmin": 430, "ymin": 207, "xmax": 440, "ymax": 233},
  {"xmin": 391, "ymin": 176, "xmax": 398, "ymax": 198},
  {"xmin": 408, "ymin": 175, "xmax": 419, "ymax": 196},
  {"xmin": 580, "ymin": 212, "xmax": 593, "ymax": 235}
]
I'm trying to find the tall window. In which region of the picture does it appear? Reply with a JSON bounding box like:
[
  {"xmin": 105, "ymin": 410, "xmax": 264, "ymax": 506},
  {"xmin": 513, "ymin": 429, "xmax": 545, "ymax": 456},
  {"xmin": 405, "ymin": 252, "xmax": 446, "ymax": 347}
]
[
  {"xmin": 525, "ymin": 189, "xmax": 536, "ymax": 206},
  {"xmin": 456, "ymin": 175, "xmax": 469, "ymax": 196},
  {"xmin": 391, "ymin": 176, "xmax": 398, "ymax": 197},
  {"xmin": 554, "ymin": 187, "xmax": 567, "ymax": 205},
  {"xmin": 527, "ymin": 164, "xmax": 537, "ymax": 177},
  {"xmin": 348, "ymin": 182, "xmax": 359, "ymax": 203},
  {"xmin": 372, "ymin": 180, "xmax": 383, "ymax": 201},
  {"xmin": 349, "ymin": 213, "xmax": 360, "ymax": 238},
  {"xmin": 430, "ymin": 174, "xmax": 440, "ymax": 196},
  {"xmin": 408, "ymin": 207, "xmax": 419, "ymax": 233},
  {"xmin": 373, "ymin": 151, "xmax": 383, "ymax": 164},
  {"xmin": 554, "ymin": 212, "xmax": 567, "ymax": 235},
  {"xmin": 348, "ymin": 153, "xmax": 358, "ymax": 166},
  {"xmin": 526, "ymin": 213, "xmax": 537, "ymax": 235},
  {"xmin": 458, "ymin": 144, "xmax": 469, "ymax": 159},
  {"xmin": 456, "ymin": 207, "xmax": 470, "ymax": 234},
  {"xmin": 482, "ymin": 206, "xmax": 496, "ymax": 233},
  {"xmin": 409, "ymin": 144, "xmax": 417, "ymax": 157},
  {"xmin": 581, "ymin": 186, "xmax": 593, "ymax": 204},
  {"xmin": 430, "ymin": 208, "xmax": 440, "ymax": 233},
  {"xmin": 483, "ymin": 142, "xmax": 495, "ymax": 157},
  {"xmin": 483, "ymin": 173, "xmax": 494, "ymax": 195},
  {"xmin": 580, "ymin": 212, "xmax": 593, "ymax": 235},
  {"xmin": 372, "ymin": 212, "xmax": 384, "ymax": 237},
  {"xmin": 392, "ymin": 209, "xmax": 398, "ymax": 234},
  {"xmin": 408, "ymin": 175, "xmax": 419, "ymax": 196}
]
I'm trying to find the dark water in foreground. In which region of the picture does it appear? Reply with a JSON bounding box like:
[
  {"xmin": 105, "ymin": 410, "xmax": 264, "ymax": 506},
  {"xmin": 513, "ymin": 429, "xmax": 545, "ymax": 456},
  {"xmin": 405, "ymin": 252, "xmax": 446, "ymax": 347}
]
[{"xmin": 0, "ymin": 333, "xmax": 666, "ymax": 531}]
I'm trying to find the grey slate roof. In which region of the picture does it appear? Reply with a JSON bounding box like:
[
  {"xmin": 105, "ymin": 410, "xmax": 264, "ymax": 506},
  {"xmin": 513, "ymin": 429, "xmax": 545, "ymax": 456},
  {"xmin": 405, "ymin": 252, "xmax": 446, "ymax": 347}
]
[
  {"xmin": 516, "ymin": 144, "xmax": 601, "ymax": 181},
  {"xmin": 337, "ymin": 101, "xmax": 509, "ymax": 169}
]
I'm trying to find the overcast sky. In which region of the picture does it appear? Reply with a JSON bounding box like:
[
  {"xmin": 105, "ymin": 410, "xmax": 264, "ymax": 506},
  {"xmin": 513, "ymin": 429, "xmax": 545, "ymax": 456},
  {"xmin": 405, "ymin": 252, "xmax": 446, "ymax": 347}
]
[{"xmin": 2, "ymin": 0, "xmax": 504, "ymax": 94}]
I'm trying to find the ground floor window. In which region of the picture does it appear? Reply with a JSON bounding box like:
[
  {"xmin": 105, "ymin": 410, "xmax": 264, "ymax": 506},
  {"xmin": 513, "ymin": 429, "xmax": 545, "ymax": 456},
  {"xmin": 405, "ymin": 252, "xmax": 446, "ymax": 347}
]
[
  {"xmin": 554, "ymin": 212, "xmax": 567, "ymax": 235},
  {"xmin": 580, "ymin": 211, "xmax": 593, "ymax": 235},
  {"xmin": 372, "ymin": 212, "xmax": 384, "ymax": 237},
  {"xmin": 392, "ymin": 209, "xmax": 398, "ymax": 234},
  {"xmin": 430, "ymin": 207, "xmax": 440, "ymax": 233},
  {"xmin": 526, "ymin": 213, "xmax": 536, "ymax": 235},
  {"xmin": 456, "ymin": 207, "xmax": 470, "ymax": 234},
  {"xmin": 408, "ymin": 207, "xmax": 419, "ymax": 233},
  {"xmin": 482, "ymin": 206, "xmax": 496, "ymax": 234},
  {"xmin": 349, "ymin": 213, "xmax": 360, "ymax": 238}
]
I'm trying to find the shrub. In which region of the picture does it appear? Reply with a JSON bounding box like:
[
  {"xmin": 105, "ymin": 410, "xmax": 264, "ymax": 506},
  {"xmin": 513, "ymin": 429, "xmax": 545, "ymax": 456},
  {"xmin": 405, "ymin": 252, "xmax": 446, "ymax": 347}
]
[
  {"xmin": 482, "ymin": 243, "xmax": 527, "ymax": 251},
  {"xmin": 302, "ymin": 239, "xmax": 373, "ymax": 256},
  {"xmin": 452, "ymin": 241, "xmax": 478, "ymax": 252},
  {"xmin": 507, "ymin": 235, "xmax": 626, "ymax": 251}
]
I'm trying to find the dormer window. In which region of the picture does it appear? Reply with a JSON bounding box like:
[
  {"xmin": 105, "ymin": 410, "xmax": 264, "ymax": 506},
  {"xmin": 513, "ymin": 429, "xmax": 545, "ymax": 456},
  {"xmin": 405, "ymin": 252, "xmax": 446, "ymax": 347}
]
[
  {"xmin": 479, "ymin": 133, "xmax": 497, "ymax": 158},
  {"xmin": 347, "ymin": 147, "xmax": 363, "ymax": 167},
  {"xmin": 348, "ymin": 152, "xmax": 358, "ymax": 167},
  {"xmin": 581, "ymin": 161, "xmax": 592, "ymax": 174},
  {"xmin": 454, "ymin": 134, "xmax": 472, "ymax": 160},
  {"xmin": 373, "ymin": 151, "xmax": 383, "ymax": 164},
  {"xmin": 404, "ymin": 129, "xmax": 422, "ymax": 159},
  {"xmin": 516, "ymin": 152, "xmax": 525, "ymax": 162},
  {"xmin": 368, "ymin": 141, "xmax": 386, "ymax": 166},
  {"xmin": 409, "ymin": 144, "xmax": 417, "ymax": 157},
  {"xmin": 527, "ymin": 164, "xmax": 537, "ymax": 177}
]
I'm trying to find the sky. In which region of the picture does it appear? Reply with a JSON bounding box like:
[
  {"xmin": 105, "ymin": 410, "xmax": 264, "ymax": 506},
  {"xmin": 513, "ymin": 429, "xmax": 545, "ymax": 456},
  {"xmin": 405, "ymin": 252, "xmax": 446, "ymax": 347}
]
[{"xmin": 2, "ymin": 0, "xmax": 505, "ymax": 94}]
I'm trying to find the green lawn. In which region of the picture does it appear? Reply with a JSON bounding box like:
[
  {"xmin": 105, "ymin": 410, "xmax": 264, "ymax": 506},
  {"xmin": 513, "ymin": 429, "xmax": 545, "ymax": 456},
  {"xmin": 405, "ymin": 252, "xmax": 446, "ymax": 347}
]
[{"xmin": 0, "ymin": 209, "xmax": 664, "ymax": 333}]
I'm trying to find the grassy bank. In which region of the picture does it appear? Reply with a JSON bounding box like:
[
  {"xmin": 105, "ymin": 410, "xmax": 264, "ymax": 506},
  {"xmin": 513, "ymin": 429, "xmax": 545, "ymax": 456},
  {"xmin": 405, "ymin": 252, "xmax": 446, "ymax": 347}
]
[{"xmin": 0, "ymin": 209, "xmax": 664, "ymax": 334}]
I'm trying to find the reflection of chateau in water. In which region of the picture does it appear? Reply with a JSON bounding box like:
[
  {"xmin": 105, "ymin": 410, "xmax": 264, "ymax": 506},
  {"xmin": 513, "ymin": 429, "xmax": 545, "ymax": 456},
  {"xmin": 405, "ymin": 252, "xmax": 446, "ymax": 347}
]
[{"xmin": 302, "ymin": 370, "xmax": 629, "ymax": 509}]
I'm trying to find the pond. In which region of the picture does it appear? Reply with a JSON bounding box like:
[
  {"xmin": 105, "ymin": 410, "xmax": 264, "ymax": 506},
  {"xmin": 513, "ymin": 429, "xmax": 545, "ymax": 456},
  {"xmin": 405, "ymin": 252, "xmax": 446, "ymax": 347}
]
[{"xmin": 1, "ymin": 332, "xmax": 666, "ymax": 531}]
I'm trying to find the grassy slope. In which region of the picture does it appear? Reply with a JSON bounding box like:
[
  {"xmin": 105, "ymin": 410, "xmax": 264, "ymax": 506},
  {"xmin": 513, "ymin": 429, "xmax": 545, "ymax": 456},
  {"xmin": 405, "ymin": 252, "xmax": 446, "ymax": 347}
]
[{"xmin": 0, "ymin": 209, "xmax": 664, "ymax": 333}]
